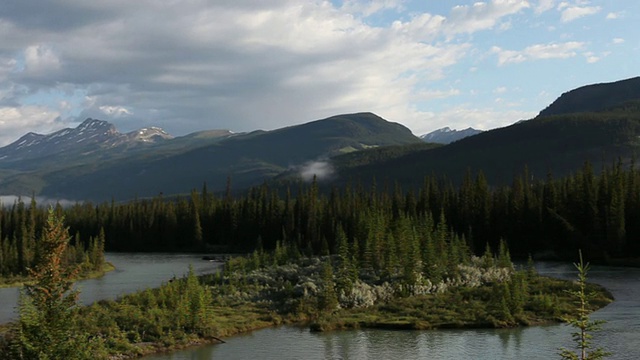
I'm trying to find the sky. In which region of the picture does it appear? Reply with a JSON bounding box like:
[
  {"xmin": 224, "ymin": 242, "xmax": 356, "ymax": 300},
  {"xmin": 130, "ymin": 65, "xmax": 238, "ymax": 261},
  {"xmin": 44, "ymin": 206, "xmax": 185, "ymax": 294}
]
[{"xmin": 0, "ymin": 0, "xmax": 638, "ymax": 146}]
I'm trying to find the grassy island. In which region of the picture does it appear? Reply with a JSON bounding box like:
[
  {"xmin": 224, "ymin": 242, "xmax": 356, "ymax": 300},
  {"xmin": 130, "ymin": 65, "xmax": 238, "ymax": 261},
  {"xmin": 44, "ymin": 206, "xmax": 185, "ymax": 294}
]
[{"xmin": 3, "ymin": 250, "xmax": 610, "ymax": 360}]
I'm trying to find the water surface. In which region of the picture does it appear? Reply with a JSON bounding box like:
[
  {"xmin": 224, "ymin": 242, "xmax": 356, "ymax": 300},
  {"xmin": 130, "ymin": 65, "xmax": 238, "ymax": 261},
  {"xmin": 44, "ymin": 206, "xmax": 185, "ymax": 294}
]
[{"xmin": 0, "ymin": 253, "xmax": 221, "ymax": 324}]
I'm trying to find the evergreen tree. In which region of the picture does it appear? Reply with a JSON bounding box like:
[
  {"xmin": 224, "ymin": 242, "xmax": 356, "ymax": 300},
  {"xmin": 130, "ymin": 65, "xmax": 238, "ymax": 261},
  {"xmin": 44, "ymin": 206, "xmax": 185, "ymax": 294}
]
[
  {"xmin": 8, "ymin": 209, "xmax": 104, "ymax": 360},
  {"xmin": 318, "ymin": 262, "xmax": 338, "ymax": 313},
  {"xmin": 559, "ymin": 251, "xmax": 610, "ymax": 360}
]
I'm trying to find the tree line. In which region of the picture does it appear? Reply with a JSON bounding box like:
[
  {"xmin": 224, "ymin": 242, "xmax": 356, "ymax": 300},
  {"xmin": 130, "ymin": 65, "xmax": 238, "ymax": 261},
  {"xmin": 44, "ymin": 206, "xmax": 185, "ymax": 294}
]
[
  {"xmin": 0, "ymin": 199, "xmax": 104, "ymax": 278},
  {"xmin": 1, "ymin": 158, "xmax": 639, "ymax": 272}
]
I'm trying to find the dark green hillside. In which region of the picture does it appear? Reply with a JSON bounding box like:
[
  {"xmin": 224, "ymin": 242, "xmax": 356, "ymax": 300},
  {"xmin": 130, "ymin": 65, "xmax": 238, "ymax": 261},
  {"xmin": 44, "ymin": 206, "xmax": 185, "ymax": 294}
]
[
  {"xmin": 40, "ymin": 113, "xmax": 421, "ymax": 201},
  {"xmin": 539, "ymin": 76, "xmax": 640, "ymax": 117},
  {"xmin": 335, "ymin": 107, "xmax": 640, "ymax": 188}
]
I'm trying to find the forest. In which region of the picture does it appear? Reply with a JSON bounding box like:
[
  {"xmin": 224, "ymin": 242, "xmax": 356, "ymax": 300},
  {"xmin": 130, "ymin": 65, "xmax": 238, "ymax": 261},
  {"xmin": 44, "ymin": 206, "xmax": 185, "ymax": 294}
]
[{"xmin": 1, "ymin": 158, "xmax": 636, "ymax": 272}]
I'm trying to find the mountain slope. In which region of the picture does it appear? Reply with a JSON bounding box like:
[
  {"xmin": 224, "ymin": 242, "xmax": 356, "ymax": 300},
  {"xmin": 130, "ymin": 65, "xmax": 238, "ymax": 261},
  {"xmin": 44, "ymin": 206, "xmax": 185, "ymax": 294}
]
[
  {"xmin": 334, "ymin": 102, "xmax": 640, "ymax": 189},
  {"xmin": 32, "ymin": 112, "xmax": 421, "ymax": 201}
]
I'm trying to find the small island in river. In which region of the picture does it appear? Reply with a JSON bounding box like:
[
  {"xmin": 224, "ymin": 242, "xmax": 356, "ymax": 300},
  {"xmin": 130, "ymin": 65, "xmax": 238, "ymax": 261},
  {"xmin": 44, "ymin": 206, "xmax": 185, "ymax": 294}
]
[{"xmin": 40, "ymin": 246, "xmax": 610, "ymax": 359}]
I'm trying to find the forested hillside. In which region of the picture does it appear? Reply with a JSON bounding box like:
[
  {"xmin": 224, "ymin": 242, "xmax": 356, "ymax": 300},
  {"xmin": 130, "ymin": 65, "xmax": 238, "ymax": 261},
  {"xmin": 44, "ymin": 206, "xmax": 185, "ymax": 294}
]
[{"xmin": 539, "ymin": 76, "xmax": 640, "ymax": 117}]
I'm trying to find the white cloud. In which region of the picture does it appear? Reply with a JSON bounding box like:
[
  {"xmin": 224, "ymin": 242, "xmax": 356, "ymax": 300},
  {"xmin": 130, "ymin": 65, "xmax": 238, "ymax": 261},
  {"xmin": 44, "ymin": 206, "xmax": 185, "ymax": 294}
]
[
  {"xmin": 606, "ymin": 12, "xmax": 623, "ymax": 20},
  {"xmin": 494, "ymin": 86, "xmax": 508, "ymax": 94},
  {"xmin": 23, "ymin": 44, "xmax": 61, "ymax": 76},
  {"xmin": 535, "ymin": 0, "xmax": 556, "ymax": 14},
  {"xmin": 492, "ymin": 41, "xmax": 585, "ymax": 65},
  {"xmin": 585, "ymin": 54, "xmax": 599, "ymax": 63},
  {"xmin": 0, "ymin": 106, "xmax": 63, "ymax": 145},
  {"xmin": 391, "ymin": 0, "xmax": 530, "ymax": 41},
  {"xmin": 99, "ymin": 105, "xmax": 132, "ymax": 117},
  {"xmin": 560, "ymin": 5, "xmax": 601, "ymax": 22},
  {"xmin": 340, "ymin": 0, "xmax": 403, "ymax": 17},
  {"xmin": 583, "ymin": 50, "xmax": 610, "ymax": 64},
  {"xmin": 444, "ymin": 0, "xmax": 531, "ymax": 37},
  {"xmin": 612, "ymin": 38, "xmax": 625, "ymax": 44}
]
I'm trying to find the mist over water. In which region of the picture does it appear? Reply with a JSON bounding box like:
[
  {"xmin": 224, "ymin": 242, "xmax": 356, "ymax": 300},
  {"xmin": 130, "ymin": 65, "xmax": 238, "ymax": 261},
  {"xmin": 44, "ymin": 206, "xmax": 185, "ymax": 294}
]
[{"xmin": 0, "ymin": 195, "xmax": 79, "ymax": 207}]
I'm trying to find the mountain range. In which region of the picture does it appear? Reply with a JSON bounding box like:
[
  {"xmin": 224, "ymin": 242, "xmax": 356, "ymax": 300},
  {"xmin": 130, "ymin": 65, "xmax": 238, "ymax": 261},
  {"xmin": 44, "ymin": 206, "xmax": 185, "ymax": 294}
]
[
  {"xmin": 0, "ymin": 113, "xmax": 421, "ymax": 201},
  {"xmin": 1, "ymin": 76, "xmax": 639, "ymax": 203}
]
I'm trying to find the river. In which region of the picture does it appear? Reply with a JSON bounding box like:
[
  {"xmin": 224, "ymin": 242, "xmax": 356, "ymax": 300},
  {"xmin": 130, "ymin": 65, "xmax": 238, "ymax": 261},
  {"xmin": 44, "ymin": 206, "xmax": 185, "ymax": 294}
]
[{"xmin": 0, "ymin": 253, "xmax": 223, "ymax": 324}]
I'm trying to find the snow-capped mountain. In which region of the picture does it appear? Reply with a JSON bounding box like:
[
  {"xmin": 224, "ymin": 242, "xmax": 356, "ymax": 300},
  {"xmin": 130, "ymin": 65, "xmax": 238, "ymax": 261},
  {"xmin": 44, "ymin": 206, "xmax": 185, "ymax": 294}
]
[
  {"xmin": 0, "ymin": 118, "xmax": 173, "ymax": 163},
  {"xmin": 420, "ymin": 127, "xmax": 483, "ymax": 144},
  {"xmin": 125, "ymin": 127, "xmax": 173, "ymax": 143}
]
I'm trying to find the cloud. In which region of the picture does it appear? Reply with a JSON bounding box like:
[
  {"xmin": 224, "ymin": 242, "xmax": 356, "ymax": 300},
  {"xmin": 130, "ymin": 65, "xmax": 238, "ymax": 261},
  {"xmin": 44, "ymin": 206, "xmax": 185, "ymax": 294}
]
[
  {"xmin": 493, "ymin": 86, "xmax": 508, "ymax": 94},
  {"xmin": 340, "ymin": 0, "xmax": 403, "ymax": 17},
  {"xmin": 0, "ymin": 0, "xmax": 492, "ymax": 143},
  {"xmin": 612, "ymin": 38, "xmax": 625, "ymax": 44},
  {"xmin": 492, "ymin": 41, "xmax": 585, "ymax": 65},
  {"xmin": 559, "ymin": 5, "xmax": 601, "ymax": 22},
  {"xmin": 99, "ymin": 105, "xmax": 132, "ymax": 117},
  {"xmin": 24, "ymin": 44, "xmax": 61, "ymax": 75},
  {"xmin": 298, "ymin": 160, "xmax": 335, "ymax": 182},
  {"xmin": 0, "ymin": 105, "xmax": 63, "ymax": 145},
  {"xmin": 606, "ymin": 12, "xmax": 623, "ymax": 20},
  {"xmin": 443, "ymin": 0, "xmax": 530, "ymax": 37},
  {"xmin": 535, "ymin": 0, "xmax": 556, "ymax": 14},
  {"xmin": 584, "ymin": 51, "xmax": 610, "ymax": 63}
]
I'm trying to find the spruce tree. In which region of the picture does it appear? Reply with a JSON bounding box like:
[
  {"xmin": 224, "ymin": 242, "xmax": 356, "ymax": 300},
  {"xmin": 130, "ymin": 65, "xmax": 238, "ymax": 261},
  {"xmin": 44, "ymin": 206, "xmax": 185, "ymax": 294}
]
[
  {"xmin": 559, "ymin": 250, "xmax": 610, "ymax": 360},
  {"xmin": 8, "ymin": 208, "xmax": 104, "ymax": 360}
]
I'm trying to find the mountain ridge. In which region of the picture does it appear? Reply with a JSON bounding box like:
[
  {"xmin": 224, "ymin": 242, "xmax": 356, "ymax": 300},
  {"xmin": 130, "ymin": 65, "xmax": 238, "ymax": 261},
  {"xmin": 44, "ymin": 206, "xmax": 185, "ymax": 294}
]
[
  {"xmin": 420, "ymin": 127, "xmax": 483, "ymax": 144},
  {"xmin": 0, "ymin": 112, "xmax": 421, "ymax": 201},
  {"xmin": 538, "ymin": 76, "xmax": 640, "ymax": 117},
  {"xmin": 0, "ymin": 118, "xmax": 175, "ymax": 164}
]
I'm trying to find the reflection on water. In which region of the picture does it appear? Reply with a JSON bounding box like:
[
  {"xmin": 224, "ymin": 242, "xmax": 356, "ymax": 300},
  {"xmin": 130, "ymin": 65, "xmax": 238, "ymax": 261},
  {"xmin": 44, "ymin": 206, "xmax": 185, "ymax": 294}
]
[
  {"xmin": 148, "ymin": 326, "xmax": 580, "ymax": 360},
  {"xmin": 0, "ymin": 253, "xmax": 222, "ymax": 324},
  {"xmin": 147, "ymin": 262, "xmax": 640, "ymax": 360}
]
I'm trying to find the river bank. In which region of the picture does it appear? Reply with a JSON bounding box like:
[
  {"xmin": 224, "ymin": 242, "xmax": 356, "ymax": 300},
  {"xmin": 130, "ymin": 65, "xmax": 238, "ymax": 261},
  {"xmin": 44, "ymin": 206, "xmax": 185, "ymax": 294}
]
[{"xmin": 0, "ymin": 262, "xmax": 116, "ymax": 289}]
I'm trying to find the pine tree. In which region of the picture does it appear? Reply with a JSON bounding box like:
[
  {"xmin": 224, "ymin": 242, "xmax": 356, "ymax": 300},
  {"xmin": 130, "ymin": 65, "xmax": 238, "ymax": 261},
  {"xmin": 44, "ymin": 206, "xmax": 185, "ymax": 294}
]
[
  {"xmin": 8, "ymin": 208, "xmax": 104, "ymax": 359},
  {"xmin": 318, "ymin": 262, "xmax": 338, "ymax": 313},
  {"xmin": 559, "ymin": 250, "xmax": 610, "ymax": 360}
]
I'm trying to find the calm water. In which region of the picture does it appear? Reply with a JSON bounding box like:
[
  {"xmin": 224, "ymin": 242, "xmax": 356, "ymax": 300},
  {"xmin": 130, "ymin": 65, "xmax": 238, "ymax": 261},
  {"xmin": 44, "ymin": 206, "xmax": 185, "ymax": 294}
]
[
  {"xmin": 147, "ymin": 262, "xmax": 640, "ymax": 360},
  {"xmin": 0, "ymin": 253, "xmax": 222, "ymax": 324}
]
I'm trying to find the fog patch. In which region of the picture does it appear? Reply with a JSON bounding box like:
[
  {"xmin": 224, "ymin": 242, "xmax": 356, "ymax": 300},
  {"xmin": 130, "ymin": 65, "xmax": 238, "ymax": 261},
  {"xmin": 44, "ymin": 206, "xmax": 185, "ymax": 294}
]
[
  {"xmin": 298, "ymin": 160, "xmax": 335, "ymax": 182},
  {"xmin": 0, "ymin": 195, "xmax": 80, "ymax": 208}
]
